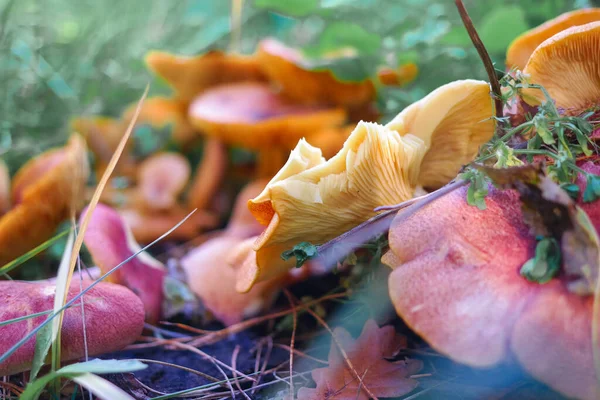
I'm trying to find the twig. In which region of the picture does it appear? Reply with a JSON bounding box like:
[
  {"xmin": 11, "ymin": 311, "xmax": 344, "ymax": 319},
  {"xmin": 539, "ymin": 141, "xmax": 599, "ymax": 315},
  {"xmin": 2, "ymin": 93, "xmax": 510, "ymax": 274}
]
[
  {"xmin": 455, "ymin": 0, "xmax": 503, "ymax": 120},
  {"xmin": 135, "ymin": 358, "xmax": 220, "ymax": 383},
  {"xmin": 290, "ymin": 294, "xmax": 379, "ymax": 399},
  {"xmin": 273, "ymin": 344, "xmax": 328, "ymax": 365},
  {"xmin": 231, "ymin": 346, "xmax": 251, "ymax": 400},
  {"xmin": 374, "ymin": 180, "xmax": 466, "ymax": 212},
  {"xmin": 283, "ymin": 290, "xmax": 298, "ymax": 399},
  {"xmin": 318, "ymin": 180, "xmax": 468, "ymax": 268}
]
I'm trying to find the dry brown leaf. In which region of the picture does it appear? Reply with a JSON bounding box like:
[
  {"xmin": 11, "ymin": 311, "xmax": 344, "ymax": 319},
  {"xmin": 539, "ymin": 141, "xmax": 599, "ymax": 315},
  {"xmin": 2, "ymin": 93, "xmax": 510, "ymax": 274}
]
[{"xmin": 297, "ymin": 320, "xmax": 421, "ymax": 400}]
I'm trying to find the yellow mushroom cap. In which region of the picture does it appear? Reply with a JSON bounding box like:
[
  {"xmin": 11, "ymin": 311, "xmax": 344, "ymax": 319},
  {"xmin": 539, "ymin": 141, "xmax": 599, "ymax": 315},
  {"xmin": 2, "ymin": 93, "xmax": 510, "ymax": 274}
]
[
  {"xmin": 506, "ymin": 8, "xmax": 600, "ymax": 71},
  {"xmin": 386, "ymin": 79, "xmax": 495, "ymax": 189},
  {"xmin": 145, "ymin": 50, "xmax": 267, "ymax": 103},
  {"xmin": 188, "ymin": 82, "xmax": 347, "ymax": 149},
  {"xmin": 238, "ymin": 122, "xmax": 426, "ymax": 290},
  {"xmin": 522, "ymin": 21, "xmax": 600, "ymax": 110}
]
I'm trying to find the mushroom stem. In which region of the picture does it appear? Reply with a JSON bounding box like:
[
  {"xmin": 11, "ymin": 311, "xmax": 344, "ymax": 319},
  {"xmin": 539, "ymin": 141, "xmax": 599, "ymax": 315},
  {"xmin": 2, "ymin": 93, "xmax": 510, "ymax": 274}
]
[
  {"xmin": 187, "ymin": 138, "xmax": 228, "ymax": 211},
  {"xmin": 257, "ymin": 148, "xmax": 288, "ymax": 178},
  {"xmin": 455, "ymin": 0, "xmax": 503, "ymax": 120}
]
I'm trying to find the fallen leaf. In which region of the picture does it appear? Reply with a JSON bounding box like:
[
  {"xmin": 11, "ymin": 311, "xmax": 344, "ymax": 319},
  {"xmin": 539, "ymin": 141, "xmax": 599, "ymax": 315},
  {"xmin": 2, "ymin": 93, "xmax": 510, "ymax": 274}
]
[{"xmin": 297, "ymin": 320, "xmax": 420, "ymax": 400}]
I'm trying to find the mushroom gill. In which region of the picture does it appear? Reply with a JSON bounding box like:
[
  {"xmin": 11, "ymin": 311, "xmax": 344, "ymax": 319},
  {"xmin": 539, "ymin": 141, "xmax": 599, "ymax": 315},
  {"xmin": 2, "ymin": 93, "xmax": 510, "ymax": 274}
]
[
  {"xmin": 506, "ymin": 8, "xmax": 600, "ymax": 71},
  {"xmin": 386, "ymin": 79, "xmax": 495, "ymax": 189},
  {"xmin": 522, "ymin": 21, "xmax": 600, "ymax": 111}
]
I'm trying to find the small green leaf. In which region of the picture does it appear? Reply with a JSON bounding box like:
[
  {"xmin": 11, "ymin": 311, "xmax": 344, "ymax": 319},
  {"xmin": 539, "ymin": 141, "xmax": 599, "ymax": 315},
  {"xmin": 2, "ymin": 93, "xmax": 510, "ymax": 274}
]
[
  {"xmin": 520, "ymin": 237, "xmax": 561, "ymax": 284},
  {"xmin": 533, "ymin": 114, "xmax": 555, "ymax": 145},
  {"xmin": 31, "ymin": 320, "xmax": 53, "ymax": 380},
  {"xmin": 57, "ymin": 358, "xmax": 147, "ymax": 375},
  {"xmin": 254, "ymin": 0, "xmax": 318, "ymax": 17},
  {"xmin": 560, "ymin": 183, "xmax": 580, "ymax": 200},
  {"xmin": 583, "ymin": 174, "xmax": 600, "ymax": 203},
  {"xmin": 281, "ymin": 242, "xmax": 318, "ymax": 268}
]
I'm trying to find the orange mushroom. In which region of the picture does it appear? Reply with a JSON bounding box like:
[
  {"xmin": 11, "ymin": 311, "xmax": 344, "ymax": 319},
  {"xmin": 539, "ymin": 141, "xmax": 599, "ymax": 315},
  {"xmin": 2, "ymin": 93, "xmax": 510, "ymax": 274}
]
[
  {"xmin": 136, "ymin": 152, "xmax": 191, "ymax": 211},
  {"xmin": 521, "ymin": 21, "xmax": 600, "ymax": 111},
  {"xmin": 188, "ymin": 82, "xmax": 347, "ymax": 177},
  {"xmin": 145, "ymin": 50, "xmax": 267, "ymax": 104},
  {"xmin": 0, "ymin": 134, "xmax": 89, "ymax": 266},
  {"xmin": 256, "ymin": 38, "xmax": 376, "ymax": 107},
  {"xmin": 506, "ymin": 8, "xmax": 600, "ymax": 71},
  {"xmin": 384, "ymin": 161, "xmax": 600, "ymax": 400},
  {"xmin": 239, "ymin": 80, "xmax": 494, "ymax": 290}
]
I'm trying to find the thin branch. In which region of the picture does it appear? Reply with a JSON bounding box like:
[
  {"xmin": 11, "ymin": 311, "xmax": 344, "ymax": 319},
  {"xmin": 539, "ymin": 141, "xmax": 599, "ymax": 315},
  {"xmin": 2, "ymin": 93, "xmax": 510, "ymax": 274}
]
[{"xmin": 455, "ymin": 0, "xmax": 503, "ymax": 120}]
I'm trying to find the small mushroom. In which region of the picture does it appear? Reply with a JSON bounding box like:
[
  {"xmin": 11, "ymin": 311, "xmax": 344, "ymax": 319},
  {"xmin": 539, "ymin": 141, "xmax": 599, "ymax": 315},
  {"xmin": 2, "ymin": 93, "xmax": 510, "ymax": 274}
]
[
  {"xmin": 521, "ymin": 21, "xmax": 600, "ymax": 110},
  {"xmin": 136, "ymin": 152, "xmax": 191, "ymax": 212},
  {"xmin": 0, "ymin": 280, "xmax": 144, "ymax": 376},
  {"xmin": 506, "ymin": 8, "xmax": 600, "ymax": 71},
  {"xmin": 384, "ymin": 161, "xmax": 600, "ymax": 400},
  {"xmin": 256, "ymin": 38, "xmax": 375, "ymax": 107},
  {"xmin": 0, "ymin": 135, "xmax": 89, "ymax": 266},
  {"xmin": 241, "ymin": 80, "xmax": 494, "ymax": 290},
  {"xmin": 188, "ymin": 82, "xmax": 347, "ymax": 177},
  {"xmin": 82, "ymin": 203, "xmax": 167, "ymax": 323},
  {"xmin": 145, "ymin": 50, "xmax": 267, "ymax": 104}
]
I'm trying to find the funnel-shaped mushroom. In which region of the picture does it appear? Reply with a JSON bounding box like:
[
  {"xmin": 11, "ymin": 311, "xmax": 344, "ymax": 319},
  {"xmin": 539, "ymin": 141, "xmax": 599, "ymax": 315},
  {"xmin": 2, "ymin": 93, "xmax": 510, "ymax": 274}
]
[
  {"xmin": 82, "ymin": 204, "xmax": 166, "ymax": 323},
  {"xmin": 241, "ymin": 80, "xmax": 494, "ymax": 290},
  {"xmin": 386, "ymin": 79, "xmax": 495, "ymax": 189},
  {"xmin": 506, "ymin": 8, "xmax": 600, "ymax": 71},
  {"xmin": 256, "ymin": 38, "xmax": 375, "ymax": 107},
  {"xmin": 0, "ymin": 280, "xmax": 144, "ymax": 376},
  {"xmin": 145, "ymin": 50, "xmax": 267, "ymax": 103},
  {"xmin": 182, "ymin": 180, "xmax": 287, "ymax": 325},
  {"xmin": 521, "ymin": 21, "xmax": 600, "ymax": 110},
  {"xmin": 384, "ymin": 161, "xmax": 600, "ymax": 400},
  {"xmin": 0, "ymin": 135, "xmax": 89, "ymax": 266},
  {"xmin": 188, "ymin": 82, "xmax": 347, "ymax": 177}
]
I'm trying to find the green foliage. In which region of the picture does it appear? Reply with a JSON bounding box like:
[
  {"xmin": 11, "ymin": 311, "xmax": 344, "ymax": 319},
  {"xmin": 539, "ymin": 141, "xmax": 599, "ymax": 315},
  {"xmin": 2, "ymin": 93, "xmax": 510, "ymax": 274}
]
[
  {"xmin": 281, "ymin": 241, "xmax": 318, "ymax": 268},
  {"xmin": 520, "ymin": 237, "xmax": 561, "ymax": 283},
  {"xmin": 461, "ymin": 168, "xmax": 489, "ymax": 210},
  {"xmin": 478, "ymin": 6, "xmax": 528, "ymax": 54},
  {"xmin": 254, "ymin": 0, "xmax": 319, "ymax": 16},
  {"xmin": 21, "ymin": 359, "xmax": 147, "ymax": 400},
  {"xmin": 583, "ymin": 174, "xmax": 600, "ymax": 203}
]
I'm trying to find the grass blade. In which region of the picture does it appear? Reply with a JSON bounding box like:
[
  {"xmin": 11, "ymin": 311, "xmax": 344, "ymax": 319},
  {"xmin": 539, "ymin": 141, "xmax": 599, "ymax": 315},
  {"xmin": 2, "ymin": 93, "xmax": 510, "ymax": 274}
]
[
  {"xmin": 0, "ymin": 229, "xmax": 69, "ymax": 275},
  {"xmin": 72, "ymin": 373, "xmax": 134, "ymax": 400}
]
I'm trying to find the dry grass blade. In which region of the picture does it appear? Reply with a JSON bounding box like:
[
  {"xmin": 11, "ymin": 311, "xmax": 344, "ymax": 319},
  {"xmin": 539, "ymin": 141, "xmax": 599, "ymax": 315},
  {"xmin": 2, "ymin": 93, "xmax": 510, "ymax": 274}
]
[
  {"xmin": 231, "ymin": 346, "xmax": 252, "ymax": 400},
  {"xmin": 283, "ymin": 289, "xmax": 297, "ymax": 399},
  {"xmin": 51, "ymin": 84, "xmax": 149, "ymax": 370}
]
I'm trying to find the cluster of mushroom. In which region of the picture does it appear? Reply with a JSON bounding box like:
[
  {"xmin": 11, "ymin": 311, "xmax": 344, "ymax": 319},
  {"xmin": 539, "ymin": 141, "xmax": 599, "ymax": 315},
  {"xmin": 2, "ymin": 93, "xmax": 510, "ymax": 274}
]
[{"xmin": 235, "ymin": 9, "xmax": 600, "ymax": 400}]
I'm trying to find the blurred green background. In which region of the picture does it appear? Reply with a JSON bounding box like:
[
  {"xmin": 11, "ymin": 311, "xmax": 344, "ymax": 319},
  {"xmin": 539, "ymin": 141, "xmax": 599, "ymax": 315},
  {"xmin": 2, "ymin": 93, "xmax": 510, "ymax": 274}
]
[{"xmin": 0, "ymin": 0, "xmax": 594, "ymax": 169}]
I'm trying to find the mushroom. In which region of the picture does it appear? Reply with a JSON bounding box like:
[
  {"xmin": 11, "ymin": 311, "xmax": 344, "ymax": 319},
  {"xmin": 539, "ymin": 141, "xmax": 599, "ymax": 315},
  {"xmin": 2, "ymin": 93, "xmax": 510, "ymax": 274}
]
[
  {"xmin": 239, "ymin": 80, "xmax": 494, "ymax": 290},
  {"xmin": 145, "ymin": 50, "xmax": 268, "ymax": 104},
  {"xmin": 136, "ymin": 152, "xmax": 191, "ymax": 211},
  {"xmin": 0, "ymin": 280, "xmax": 144, "ymax": 376},
  {"xmin": 81, "ymin": 203, "xmax": 167, "ymax": 323},
  {"xmin": 521, "ymin": 21, "xmax": 600, "ymax": 111},
  {"xmin": 181, "ymin": 180, "xmax": 315, "ymax": 325},
  {"xmin": 0, "ymin": 135, "xmax": 89, "ymax": 266},
  {"xmin": 506, "ymin": 8, "xmax": 600, "ymax": 71},
  {"xmin": 256, "ymin": 38, "xmax": 376, "ymax": 107},
  {"xmin": 187, "ymin": 82, "xmax": 347, "ymax": 177},
  {"xmin": 384, "ymin": 161, "xmax": 600, "ymax": 400},
  {"xmin": 0, "ymin": 159, "xmax": 10, "ymax": 216}
]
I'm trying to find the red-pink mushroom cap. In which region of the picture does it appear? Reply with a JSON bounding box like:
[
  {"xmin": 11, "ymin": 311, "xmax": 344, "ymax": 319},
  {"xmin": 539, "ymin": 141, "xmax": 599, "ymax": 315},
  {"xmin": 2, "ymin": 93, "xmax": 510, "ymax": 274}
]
[
  {"xmin": 384, "ymin": 161, "xmax": 600, "ymax": 400},
  {"xmin": 0, "ymin": 280, "xmax": 144, "ymax": 376},
  {"xmin": 81, "ymin": 203, "xmax": 166, "ymax": 324}
]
